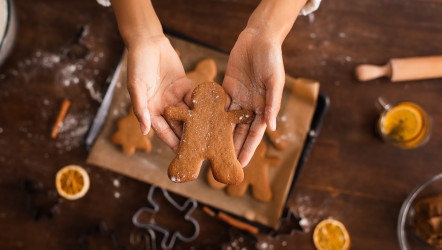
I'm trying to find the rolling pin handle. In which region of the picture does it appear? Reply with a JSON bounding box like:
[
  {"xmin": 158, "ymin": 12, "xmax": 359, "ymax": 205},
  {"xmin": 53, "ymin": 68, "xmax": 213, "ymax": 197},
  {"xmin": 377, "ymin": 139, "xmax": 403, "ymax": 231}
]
[{"xmin": 355, "ymin": 63, "xmax": 392, "ymax": 82}]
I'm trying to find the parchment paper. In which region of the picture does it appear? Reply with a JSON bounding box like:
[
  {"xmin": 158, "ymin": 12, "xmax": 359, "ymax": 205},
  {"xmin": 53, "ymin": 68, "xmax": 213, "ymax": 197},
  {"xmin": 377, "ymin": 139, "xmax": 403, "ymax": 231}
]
[{"xmin": 86, "ymin": 36, "xmax": 319, "ymax": 228}]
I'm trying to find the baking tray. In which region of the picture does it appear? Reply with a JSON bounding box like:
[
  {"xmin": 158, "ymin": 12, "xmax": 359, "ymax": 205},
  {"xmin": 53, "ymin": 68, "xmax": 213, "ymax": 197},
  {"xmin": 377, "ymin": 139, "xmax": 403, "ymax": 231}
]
[{"xmin": 85, "ymin": 35, "xmax": 329, "ymax": 229}]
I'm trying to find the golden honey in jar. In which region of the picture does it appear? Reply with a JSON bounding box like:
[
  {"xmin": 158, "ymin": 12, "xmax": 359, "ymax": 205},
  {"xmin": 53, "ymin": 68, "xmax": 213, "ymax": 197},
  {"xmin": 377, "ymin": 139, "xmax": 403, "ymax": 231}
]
[{"xmin": 377, "ymin": 99, "xmax": 431, "ymax": 149}]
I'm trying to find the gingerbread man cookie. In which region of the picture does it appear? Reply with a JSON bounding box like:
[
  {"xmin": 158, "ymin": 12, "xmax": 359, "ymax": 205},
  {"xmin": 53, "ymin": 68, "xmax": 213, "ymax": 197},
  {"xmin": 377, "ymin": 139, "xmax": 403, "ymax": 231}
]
[
  {"xmin": 186, "ymin": 59, "xmax": 217, "ymax": 90},
  {"xmin": 164, "ymin": 82, "xmax": 254, "ymax": 184},
  {"xmin": 227, "ymin": 141, "xmax": 281, "ymax": 202},
  {"xmin": 111, "ymin": 107, "xmax": 154, "ymax": 155},
  {"xmin": 207, "ymin": 141, "xmax": 281, "ymax": 202},
  {"xmin": 265, "ymin": 128, "xmax": 287, "ymax": 151}
]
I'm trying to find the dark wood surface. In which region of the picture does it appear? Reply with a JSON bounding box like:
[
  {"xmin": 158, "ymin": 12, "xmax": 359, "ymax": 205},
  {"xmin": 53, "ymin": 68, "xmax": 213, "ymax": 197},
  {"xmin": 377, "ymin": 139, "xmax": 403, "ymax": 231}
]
[{"xmin": 1, "ymin": 0, "xmax": 441, "ymax": 249}]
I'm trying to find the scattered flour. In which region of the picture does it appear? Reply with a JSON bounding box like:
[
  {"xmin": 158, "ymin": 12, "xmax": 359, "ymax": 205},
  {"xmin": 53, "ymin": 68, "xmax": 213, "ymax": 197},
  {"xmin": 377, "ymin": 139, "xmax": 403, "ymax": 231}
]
[
  {"xmin": 11, "ymin": 33, "xmax": 105, "ymax": 103},
  {"xmin": 308, "ymin": 13, "xmax": 315, "ymax": 23},
  {"xmin": 259, "ymin": 242, "xmax": 268, "ymax": 249},
  {"xmin": 113, "ymin": 179, "xmax": 120, "ymax": 187},
  {"xmin": 85, "ymin": 80, "xmax": 103, "ymax": 102},
  {"xmin": 294, "ymin": 195, "xmax": 328, "ymax": 232},
  {"xmin": 55, "ymin": 113, "xmax": 92, "ymax": 152}
]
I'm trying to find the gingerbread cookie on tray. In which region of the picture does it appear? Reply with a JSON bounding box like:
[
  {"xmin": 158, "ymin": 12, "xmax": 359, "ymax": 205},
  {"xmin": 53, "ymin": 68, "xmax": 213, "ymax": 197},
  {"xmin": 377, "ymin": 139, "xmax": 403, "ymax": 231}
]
[
  {"xmin": 111, "ymin": 107, "xmax": 154, "ymax": 155},
  {"xmin": 226, "ymin": 141, "xmax": 281, "ymax": 202},
  {"xmin": 265, "ymin": 127, "xmax": 287, "ymax": 151},
  {"xmin": 164, "ymin": 82, "xmax": 254, "ymax": 184},
  {"xmin": 207, "ymin": 141, "xmax": 281, "ymax": 202},
  {"xmin": 186, "ymin": 58, "xmax": 217, "ymax": 90}
]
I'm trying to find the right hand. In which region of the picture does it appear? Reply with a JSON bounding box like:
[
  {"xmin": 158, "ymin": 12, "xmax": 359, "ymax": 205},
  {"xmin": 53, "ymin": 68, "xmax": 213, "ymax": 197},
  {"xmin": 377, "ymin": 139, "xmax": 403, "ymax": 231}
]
[
  {"xmin": 223, "ymin": 28, "xmax": 285, "ymax": 166},
  {"xmin": 127, "ymin": 35, "xmax": 191, "ymax": 151}
]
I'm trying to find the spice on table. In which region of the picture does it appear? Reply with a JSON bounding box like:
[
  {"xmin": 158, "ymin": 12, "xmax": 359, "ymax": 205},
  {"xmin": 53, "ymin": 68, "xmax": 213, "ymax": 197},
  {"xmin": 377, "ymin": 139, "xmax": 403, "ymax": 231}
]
[
  {"xmin": 51, "ymin": 99, "xmax": 71, "ymax": 138},
  {"xmin": 55, "ymin": 165, "xmax": 90, "ymax": 200},
  {"xmin": 217, "ymin": 212, "xmax": 259, "ymax": 235},
  {"xmin": 202, "ymin": 206, "xmax": 216, "ymax": 217},
  {"xmin": 202, "ymin": 206, "xmax": 259, "ymax": 234},
  {"xmin": 313, "ymin": 218, "xmax": 350, "ymax": 250},
  {"xmin": 412, "ymin": 195, "xmax": 442, "ymax": 248}
]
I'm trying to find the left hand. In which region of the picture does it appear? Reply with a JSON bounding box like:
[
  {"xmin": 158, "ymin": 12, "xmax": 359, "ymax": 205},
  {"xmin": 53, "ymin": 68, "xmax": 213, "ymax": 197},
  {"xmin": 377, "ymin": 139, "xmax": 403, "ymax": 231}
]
[{"xmin": 223, "ymin": 28, "xmax": 285, "ymax": 166}]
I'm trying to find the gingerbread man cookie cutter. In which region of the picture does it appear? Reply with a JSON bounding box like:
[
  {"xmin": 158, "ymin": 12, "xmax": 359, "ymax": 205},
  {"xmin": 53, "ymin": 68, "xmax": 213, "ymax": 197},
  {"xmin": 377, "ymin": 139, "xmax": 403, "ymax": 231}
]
[{"xmin": 132, "ymin": 186, "xmax": 200, "ymax": 249}]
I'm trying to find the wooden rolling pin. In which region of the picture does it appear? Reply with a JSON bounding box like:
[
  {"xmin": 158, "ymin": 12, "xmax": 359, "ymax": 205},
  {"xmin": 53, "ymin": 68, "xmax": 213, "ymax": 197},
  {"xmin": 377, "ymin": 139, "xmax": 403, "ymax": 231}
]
[{"xmin": 355, "ymin": 55, "xmax": 442, "ymax": 82}]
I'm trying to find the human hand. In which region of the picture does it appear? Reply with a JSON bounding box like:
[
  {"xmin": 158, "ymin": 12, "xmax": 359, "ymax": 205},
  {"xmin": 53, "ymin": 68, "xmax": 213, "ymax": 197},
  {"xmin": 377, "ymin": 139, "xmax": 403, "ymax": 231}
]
[
  {"xmin": 127, "ymin": 35, "xmax": 191, "ymax": 151},
  {"xmin": 223, "ymin": 28, "xmax": 285, "ymax": 166}
]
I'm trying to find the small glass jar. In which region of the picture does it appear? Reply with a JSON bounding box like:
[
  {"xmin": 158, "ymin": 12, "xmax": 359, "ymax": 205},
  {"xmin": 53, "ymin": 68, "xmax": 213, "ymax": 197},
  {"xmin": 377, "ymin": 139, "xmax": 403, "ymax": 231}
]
[
  {"xmin": 376, "ymin": 97, "xmax": 431, "ymax": 149},
  {"xmin": 0, "ymin": 0, "xmax": 18, "ymax": 67}
]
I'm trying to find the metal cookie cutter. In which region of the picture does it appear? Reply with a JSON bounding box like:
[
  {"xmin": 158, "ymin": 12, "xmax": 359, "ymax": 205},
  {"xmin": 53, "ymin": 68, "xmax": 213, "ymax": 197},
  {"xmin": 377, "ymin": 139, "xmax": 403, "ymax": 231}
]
[
  {"xmin": 130, "ymin": 227, "xmax": 157, "ymax": 250},
  {"xmin": 132, "ymin": 186, "xmax": 200, "ymax": 249},
  {"xmin": 269, "ymin": 207, "xmax": 303, "ymax": 238}
]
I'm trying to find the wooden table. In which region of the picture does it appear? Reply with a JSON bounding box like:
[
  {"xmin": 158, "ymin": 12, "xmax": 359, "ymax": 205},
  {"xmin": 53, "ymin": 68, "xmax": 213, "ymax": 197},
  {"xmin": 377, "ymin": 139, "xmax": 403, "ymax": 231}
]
[{"xmin": 0, "ymin": 0, "xmax": 441, "ymax": 249}]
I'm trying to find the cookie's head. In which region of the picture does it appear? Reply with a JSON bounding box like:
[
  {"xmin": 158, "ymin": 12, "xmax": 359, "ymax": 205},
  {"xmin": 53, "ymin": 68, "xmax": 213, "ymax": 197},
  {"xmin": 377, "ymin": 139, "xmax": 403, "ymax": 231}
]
[{"xmin": 191, "ymin": 82, "xmax": 226, "ymax": 109}]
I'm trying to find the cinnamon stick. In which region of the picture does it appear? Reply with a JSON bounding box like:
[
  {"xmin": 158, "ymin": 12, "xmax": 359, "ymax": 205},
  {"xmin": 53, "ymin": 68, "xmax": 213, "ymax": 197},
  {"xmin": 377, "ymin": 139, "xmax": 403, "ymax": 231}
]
[
  {"xmin": 51, "ymin": 99, "xmax": 71, "ymax": 138},
  {"xmin": 217, "ymin": 212, "xmax": 259, "ymax": 234}
]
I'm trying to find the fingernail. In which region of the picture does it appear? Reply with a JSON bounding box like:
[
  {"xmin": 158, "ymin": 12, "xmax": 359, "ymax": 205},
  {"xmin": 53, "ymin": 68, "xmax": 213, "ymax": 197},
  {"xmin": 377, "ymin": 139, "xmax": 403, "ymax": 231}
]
[
  {"xmin": 140, "ymin": 123, "xmax": 148, "ymax": 135},
  {"xmin": 239, "ymin": 155, "xmax": 249, "ymax": 167},
  {"xmin": 270, "ymin": 118, "xmax": 276, "ymax": 131},
  {"xmin": 241, "ymin": 159, "xmax": 250, "ymax": 167},
  {"xmin": 142, "ymin": 111, "xmax": 151, "ymax": 135}
]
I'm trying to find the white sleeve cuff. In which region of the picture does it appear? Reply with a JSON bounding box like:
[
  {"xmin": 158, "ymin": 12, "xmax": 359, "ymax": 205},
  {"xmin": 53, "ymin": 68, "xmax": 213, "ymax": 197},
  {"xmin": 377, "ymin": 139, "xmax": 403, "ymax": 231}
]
[
  {"xmin": 97, "ymin": 0, "xmax": 321, "ymax": 17},
  {"xmin": 299, "ymin": 0, "xmax": 321, "ymax": 16},
  {"xmin": 97, "ymin": 0, "xmax": 111, "ymax": 7}
]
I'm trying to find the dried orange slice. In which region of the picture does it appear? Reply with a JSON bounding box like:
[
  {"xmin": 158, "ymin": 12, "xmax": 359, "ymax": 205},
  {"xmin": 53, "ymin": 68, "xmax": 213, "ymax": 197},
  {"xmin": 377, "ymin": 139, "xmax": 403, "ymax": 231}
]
[
  {"xmin": 313, "ymin": 219, "xmax": 350, "ymax": 250},
  {"xmin": 55, "ymin": 165, "xmax": 90, "ymax": 200}
]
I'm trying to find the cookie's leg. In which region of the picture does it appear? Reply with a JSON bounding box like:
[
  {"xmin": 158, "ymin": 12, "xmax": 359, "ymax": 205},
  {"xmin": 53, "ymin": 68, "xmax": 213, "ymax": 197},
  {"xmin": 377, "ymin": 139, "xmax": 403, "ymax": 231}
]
[
  {"xmin": 226, "ymin": 181, "xmax": 249, "ymax": 197},
  {"xmin": 251, "ymin": 182, "xmax": 272, "ymax": 202},
  {"xmin": 210, "ymin": 157, "xmax": 244, "ymax": 185},
  {"xmin": 206, "ymin": 168, "xmax": 227, "ymax": 189},
  {"xmin": 168, "ymin": 152, "xmax": 203, "ymax": 183}
]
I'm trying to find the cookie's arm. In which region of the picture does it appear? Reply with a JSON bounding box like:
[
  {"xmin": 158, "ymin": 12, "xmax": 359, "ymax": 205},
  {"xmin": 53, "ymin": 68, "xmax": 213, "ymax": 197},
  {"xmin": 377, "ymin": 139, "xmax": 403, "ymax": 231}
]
[
  {"xmin": 164, "ymin": 106, "xmax": 190, "ymax": 122},
  {"xmin": 228, "ymin": 110, "xmax": 254, "ymax": 124}
]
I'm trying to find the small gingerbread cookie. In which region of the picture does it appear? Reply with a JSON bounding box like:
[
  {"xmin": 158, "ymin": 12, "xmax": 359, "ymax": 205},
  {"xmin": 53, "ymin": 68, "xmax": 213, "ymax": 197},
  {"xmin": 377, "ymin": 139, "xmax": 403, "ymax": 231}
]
[
  {"xmin": 266, "ymin": 128, "xmax": 287, "ymax": 151},
  {"xmin": 226, "ymin": 141, "xmax": 281, "ymax": 202},
  {"xmin": 186, "ymin": 59, "xmax": 217, "ymax": 90},
  {"xmin": 111, "ymin": 107, "xmax": 154, "ymax": 155},
  {"xmin": 164, "ymin": 82, "xmax": 254, "ymax": 184}
]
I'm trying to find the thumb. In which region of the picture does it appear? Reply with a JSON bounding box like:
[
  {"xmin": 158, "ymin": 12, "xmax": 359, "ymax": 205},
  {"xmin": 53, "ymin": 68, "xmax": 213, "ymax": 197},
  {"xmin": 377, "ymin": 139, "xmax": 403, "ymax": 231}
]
[
  {"xmin": 127, "ymin": 82, "xmax": 152, "ymax": 135},
  {"xmin": 138, "ymin": 107, "xmax": 152, "ymax": 135}
]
